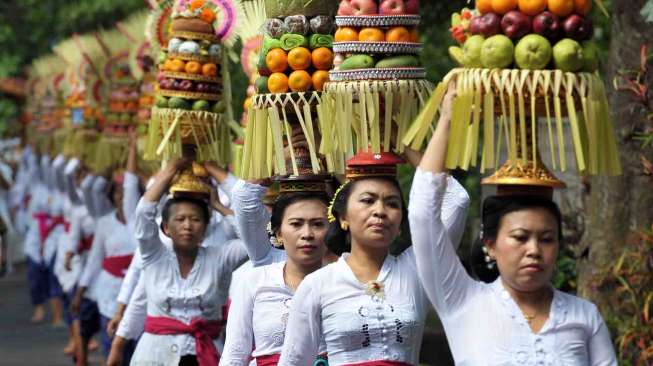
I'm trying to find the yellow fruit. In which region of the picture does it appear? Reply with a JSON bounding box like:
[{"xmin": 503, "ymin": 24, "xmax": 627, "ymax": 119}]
[
  {"xmin": 288, "ymin": 70, "xmax": 312, "ymax": 92},
  {"xmin": 265, "ymin": 48, "xmax": 289, "ymax": 73},
  {"xmin": 268, "ymin": 72, "xmax": 289, "ymax": 93},
  {"xmin": 287, "ymin": 47, "xmax": 312, "ymax": 71}
]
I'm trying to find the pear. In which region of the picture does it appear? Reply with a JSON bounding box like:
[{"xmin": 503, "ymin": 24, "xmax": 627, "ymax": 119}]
[{"xmin": 462, "ymin": 35, "xmax": 485, "ymax": 68}]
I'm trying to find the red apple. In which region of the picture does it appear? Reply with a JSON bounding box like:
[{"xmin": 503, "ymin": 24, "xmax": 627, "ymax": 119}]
[
  {"xmin": 478, "ymin": 12, "xmax": 502, "ymax": 37},
  {"xmin": 380, "ymin": 0, "xmax": 406, "ymax": 15},
  {"xmin": 533, "ymin": 11, "xmax": 562, "ymax": 41},
  {"xmin": 469, "ymin": 16, "xmax": 483, "ymax": 35},
  {"xmin": 501, "ymin": 10, "xmax": 532, "ymax": 39},
  {"xmin": 340, "ymin": 0, "xmax": 379, "ymax": 16},
  {"xmin": 405, "ymin": 0, "xmax": 420, "ymax": 14},
  {"xmin": 563, "ymin": 14, "xmax": 593, "ymax": 41}
]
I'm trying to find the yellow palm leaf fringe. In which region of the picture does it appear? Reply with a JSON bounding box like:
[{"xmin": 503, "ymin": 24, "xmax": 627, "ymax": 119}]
[{"xmin": 403, "ymin": 68, "xmax": 621, "ymax": 176}]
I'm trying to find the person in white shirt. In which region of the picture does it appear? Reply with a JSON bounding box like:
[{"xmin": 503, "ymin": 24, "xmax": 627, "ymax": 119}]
[
  {"xmin": 408, "ymin": 87, "xmax": 618, "ymax": 366},
  {"xmin": 129, "ymin": 159, "xmax": 247, "ymax": 366},
  {"xmin": 71, "ymin": 170, "xmax": 138, "ymax": 363},
  {"xmin": 221, "ymin": 174, "xmax": 334, "ymax": 366},
  {"xmin": 277, "ymin": 147, "xmax": 469, "ymax": 366}
]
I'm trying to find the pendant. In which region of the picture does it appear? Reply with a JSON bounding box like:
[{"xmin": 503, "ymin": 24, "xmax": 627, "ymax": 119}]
[{"xmin": 364, "ymin": 280, "xmax": 385, "ymax": 302}]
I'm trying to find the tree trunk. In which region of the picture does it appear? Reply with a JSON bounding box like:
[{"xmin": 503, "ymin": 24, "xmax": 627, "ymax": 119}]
[{"xmin": 577, "ymin": 0, "xmax": 653, "ymax": 309}]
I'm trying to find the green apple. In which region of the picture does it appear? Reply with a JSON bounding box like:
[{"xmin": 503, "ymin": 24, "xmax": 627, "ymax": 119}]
[
  {"xmin": 212, "ymin": 101, "xmax": 226, "ymax": 113},
  {"xmin": 515, "ymin": 34, "xmax": 552, "ymax": 70},
  {"xmin": 582, "ymin": 41, "xmax": 599, "ymax": 72},
  {"xmin": 168, "ymin": 97, "xmax": 190, "ymax": 110},
  {"xmin": 155, "ymin": 96, "xmax": 169, "ymax": 108},
  {"xmin": 553, "ymin": 38, "xmax": 584, "ymax": 72},
  {"xmin": 481, "ymin": 35, "xmax": 514, "ymax": 69},
  {"xmin": 192, "ymin": 100, "xmax": 211, "ymax": 111},
  {"xmin": 462, "ymin": 35, "xmax": 485, "ymax": 68}
]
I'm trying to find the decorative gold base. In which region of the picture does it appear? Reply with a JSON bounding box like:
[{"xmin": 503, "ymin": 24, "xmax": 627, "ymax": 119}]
[
  {"xmin": 169, "ymin": 163, "xmax": 211, "ymax": 198},
  {"xmin": 482, "ymin": 160, "xmax": 567, "ymax": 189}
]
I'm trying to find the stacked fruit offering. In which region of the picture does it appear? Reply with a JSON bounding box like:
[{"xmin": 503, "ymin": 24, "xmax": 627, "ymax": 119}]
[
  {"xmin": 105, "ymin": 61, "xmax": 140, "ymax": 136},
  {"xmin": 449, "ymin": 0, "xmax": 598, "ymax": 72},
  {"xmin": 255, "ymin": 14, "xmax": 335, "ymax": 93},
  {"xmin": 154, "ymin": 4, "xmax": 225, "ymax": 114},
  {"xmin": 331, "ymin": 0, "xmax": 423, "ymax": 81}
]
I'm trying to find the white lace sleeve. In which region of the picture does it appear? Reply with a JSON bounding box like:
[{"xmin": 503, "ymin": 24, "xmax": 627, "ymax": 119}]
[{"xmin": 221, "ymin": 269, "xmax": 257, "ymax": 366}]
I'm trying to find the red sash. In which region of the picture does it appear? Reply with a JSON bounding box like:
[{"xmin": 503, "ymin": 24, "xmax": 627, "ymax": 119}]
[
  {"xmin": 63, "ymin": 220, "xmax": 71, "ymax": 233},
  {"xmin": 144, "ymin": 316, "xmax": 222, "ymax": 366},
  {"xmin": 33, "ymin": 212, "xmax": 50, "ymax": 244},
  {"xmin": 256, "ymin": 354, "xmax": 280, "ymax": 366},
  {"xmin": 101, "ymin": 255, "xmax": 133, "ymax": 277},
  {"xmin": 77, "ymin": 235, "xmax": 94, "ymax": 253}
]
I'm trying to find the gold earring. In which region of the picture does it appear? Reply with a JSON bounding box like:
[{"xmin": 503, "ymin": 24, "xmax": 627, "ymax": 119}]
[{"xmin": 341, "ymin": 222, "xmax": 349, "ymax": 231}]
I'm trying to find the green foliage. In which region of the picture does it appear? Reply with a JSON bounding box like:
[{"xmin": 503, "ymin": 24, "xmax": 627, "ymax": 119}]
[
  {"xmin": 0, "ymin": 0, "xmax": 147, "ymax": 130},
  {"xmin": 594, "ymin": 226, "xmax": 653, "ymax": 365}
]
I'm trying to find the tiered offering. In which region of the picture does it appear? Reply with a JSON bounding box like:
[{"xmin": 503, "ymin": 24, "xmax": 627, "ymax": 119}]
[
  {"xmin": 332, "ymin": 0, "xmax": 422, "ymax": 81},
  {"xmin": 242, "ymin": 0, "xmax": 338, "ymax": 179},
  {"xmin": 320, "ymin": 0, "xmax": 431, "ymax": 174},
  {"xmin": 407, "ymin": 0, "xmax": 619, "ymax": 192},
  {"xmin": 53, "ymin": 35, "xmax": 106, "ymax": 169},
  {"xmin": 147, "ymin": 0, "xmax": 240, "ymax": 166},
  {"xmin": 255, "ymin": 6, "xmax": 336, "ymax": 93}
]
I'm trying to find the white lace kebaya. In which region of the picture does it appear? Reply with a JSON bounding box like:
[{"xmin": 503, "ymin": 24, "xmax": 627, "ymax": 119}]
[
  {"xmin": 129, "ymin": 198, "xmax": 248, "ymax": 365},
  {"xmin": 408, "ymin": 168, "xmax": 617, "ymax": 366},
  {"xmin": 278, "ymin": 176, "xmax": 470, "ymax": 366}
]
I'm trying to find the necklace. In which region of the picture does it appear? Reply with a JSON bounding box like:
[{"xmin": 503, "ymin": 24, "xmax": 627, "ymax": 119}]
[{"xmin": 523, "ymin": 313, "xmax": 536, "ymax": 323}]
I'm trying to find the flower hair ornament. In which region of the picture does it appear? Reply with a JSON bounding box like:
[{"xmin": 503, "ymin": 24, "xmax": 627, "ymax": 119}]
[{"xmin": 327, "ymin": 182, "xmax": 348, "ymax": 223}]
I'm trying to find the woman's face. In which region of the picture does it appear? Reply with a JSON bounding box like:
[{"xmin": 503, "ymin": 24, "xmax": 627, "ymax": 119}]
[
  {"xmin": 277, "ymin": 199, "xmax": 328, "ymax": 267},
  {"xmin": 342, "ymin": 179, "xmax": 403, "ymax": 251},
  {"xmin": 487, "ymin": 208, "xmax": 559, "ymax": 293},
  {"xmin": 111, "ymin": 183, "xmax": 124, "ymax": 209},
  {"xmin": 163, "ymin": 202, "xmax": 208, "ymax": 252}
]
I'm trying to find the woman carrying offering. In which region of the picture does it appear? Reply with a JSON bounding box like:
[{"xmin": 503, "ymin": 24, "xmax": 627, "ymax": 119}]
[
  {"xmin": 129, "ymin": 159, "xmax": 247, "ymax": 366},
  {"xmin": 277, "ymin": 98, "xmax": 470, "ymax": 365},
  {"xmin": 221, "ymin": 175, "xmax": 333, "ymax": 366},
  {"xmin": 408, "ymin": 86, "xmax": 618, "ymax": 365}
]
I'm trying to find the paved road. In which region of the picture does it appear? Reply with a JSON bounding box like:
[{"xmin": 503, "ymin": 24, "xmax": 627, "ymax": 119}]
[{"xmin": 0, "ymin": 264, "xmax": 101, "ymax": 366}]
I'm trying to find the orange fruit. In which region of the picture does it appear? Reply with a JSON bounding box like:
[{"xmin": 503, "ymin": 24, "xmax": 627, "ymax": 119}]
[
  {"xmin": 288, "ymin": 70, "xmax": 312, "ymax": 92},
  {"xmin": 265, "ymin": 48, "xmax": 289, "ymax": 73},
  {"xmin": 287, "ymin": 47, "xmax": 312, "ymax": 70},
  {"xmin": 386, "ymin": 26, "xmax": 412, "ymax": 42},
  {"xmin": 548, "ymin": 0, "xmax": 574, "ymax": 16},
  {"xmin": 202, "ymin": 63, "xmax": 218, "ymax": 77},
  {"xmin": 163, "ymin": 59, "xmax": 174, "ymax": 71},
  {"xmin": 312, "ymin": 70, "xmax": 329, "ymax": 92},
  {"xmin": 359, "ymin": 27, "xmax": 386, "ymax": 42},
  {"xmin": 243, "ymin": 97, "xmax": 252, "ymax": 110},
  {"xmin": 268, "ymin": 72, "xmax": 289, "ymax": 94},
  {"xmin": 409, "ymin": 28, "xmax": 419, "ymax": 42},
  {"xmin": 335, "ymin": 27, "xmax": 359, "ymax": 42},
  {"xmin": 311, "ymin": 47, "xmax": 334, "ymax": 70},
  {"xmin": 574, "ymin": 0, "xmax": 592, "ymax": 15},
  {"xmin": 518, "ymin": 0, "xmax": 547, "ymax": 15},
  {"xmin": 491, "ymin": 0, "xmax": 518, "ymax": 14},
  {"xmin": 169, "ymin": 59, "xmax": 186, "ymax": 72},
  {"xmin": 184, "ymin": 61, "xmax": 202, "ymax": 74},
  {"xmin": 476, "ymin": 0, "xmax": 494, "ymax": 13}
]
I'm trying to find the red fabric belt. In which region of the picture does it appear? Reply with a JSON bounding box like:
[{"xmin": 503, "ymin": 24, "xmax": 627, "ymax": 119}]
[
  {"xmin": 77, "ymin": 235, "xmax": 94, "ymax": 253},
  {"xmin": 344, "ymin": 362, "xmax": 412, "ymax": 366},
  {"xmin": 63, "ymin": 220, "xmax": 71, "ymax": 233},
  {"xmin": 255, "ymin": 354, "xmax": 280, "ymax": 366},
  {"xmin": 33, "ymin": 212, "xmax": 50, "ymax": 244},
  {"xmin": 101, "ymin": 255, "xmax": 133, "ymax": 278},
  {"xmin": 144, "ymin": 316, "xmax": 222, "ymax": 366}
]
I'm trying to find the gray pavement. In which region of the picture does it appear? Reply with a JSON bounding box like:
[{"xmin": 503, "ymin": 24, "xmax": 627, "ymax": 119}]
[{"xmin": 0, "ymin": 263, "xmax": 101, "ymax": 366}]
